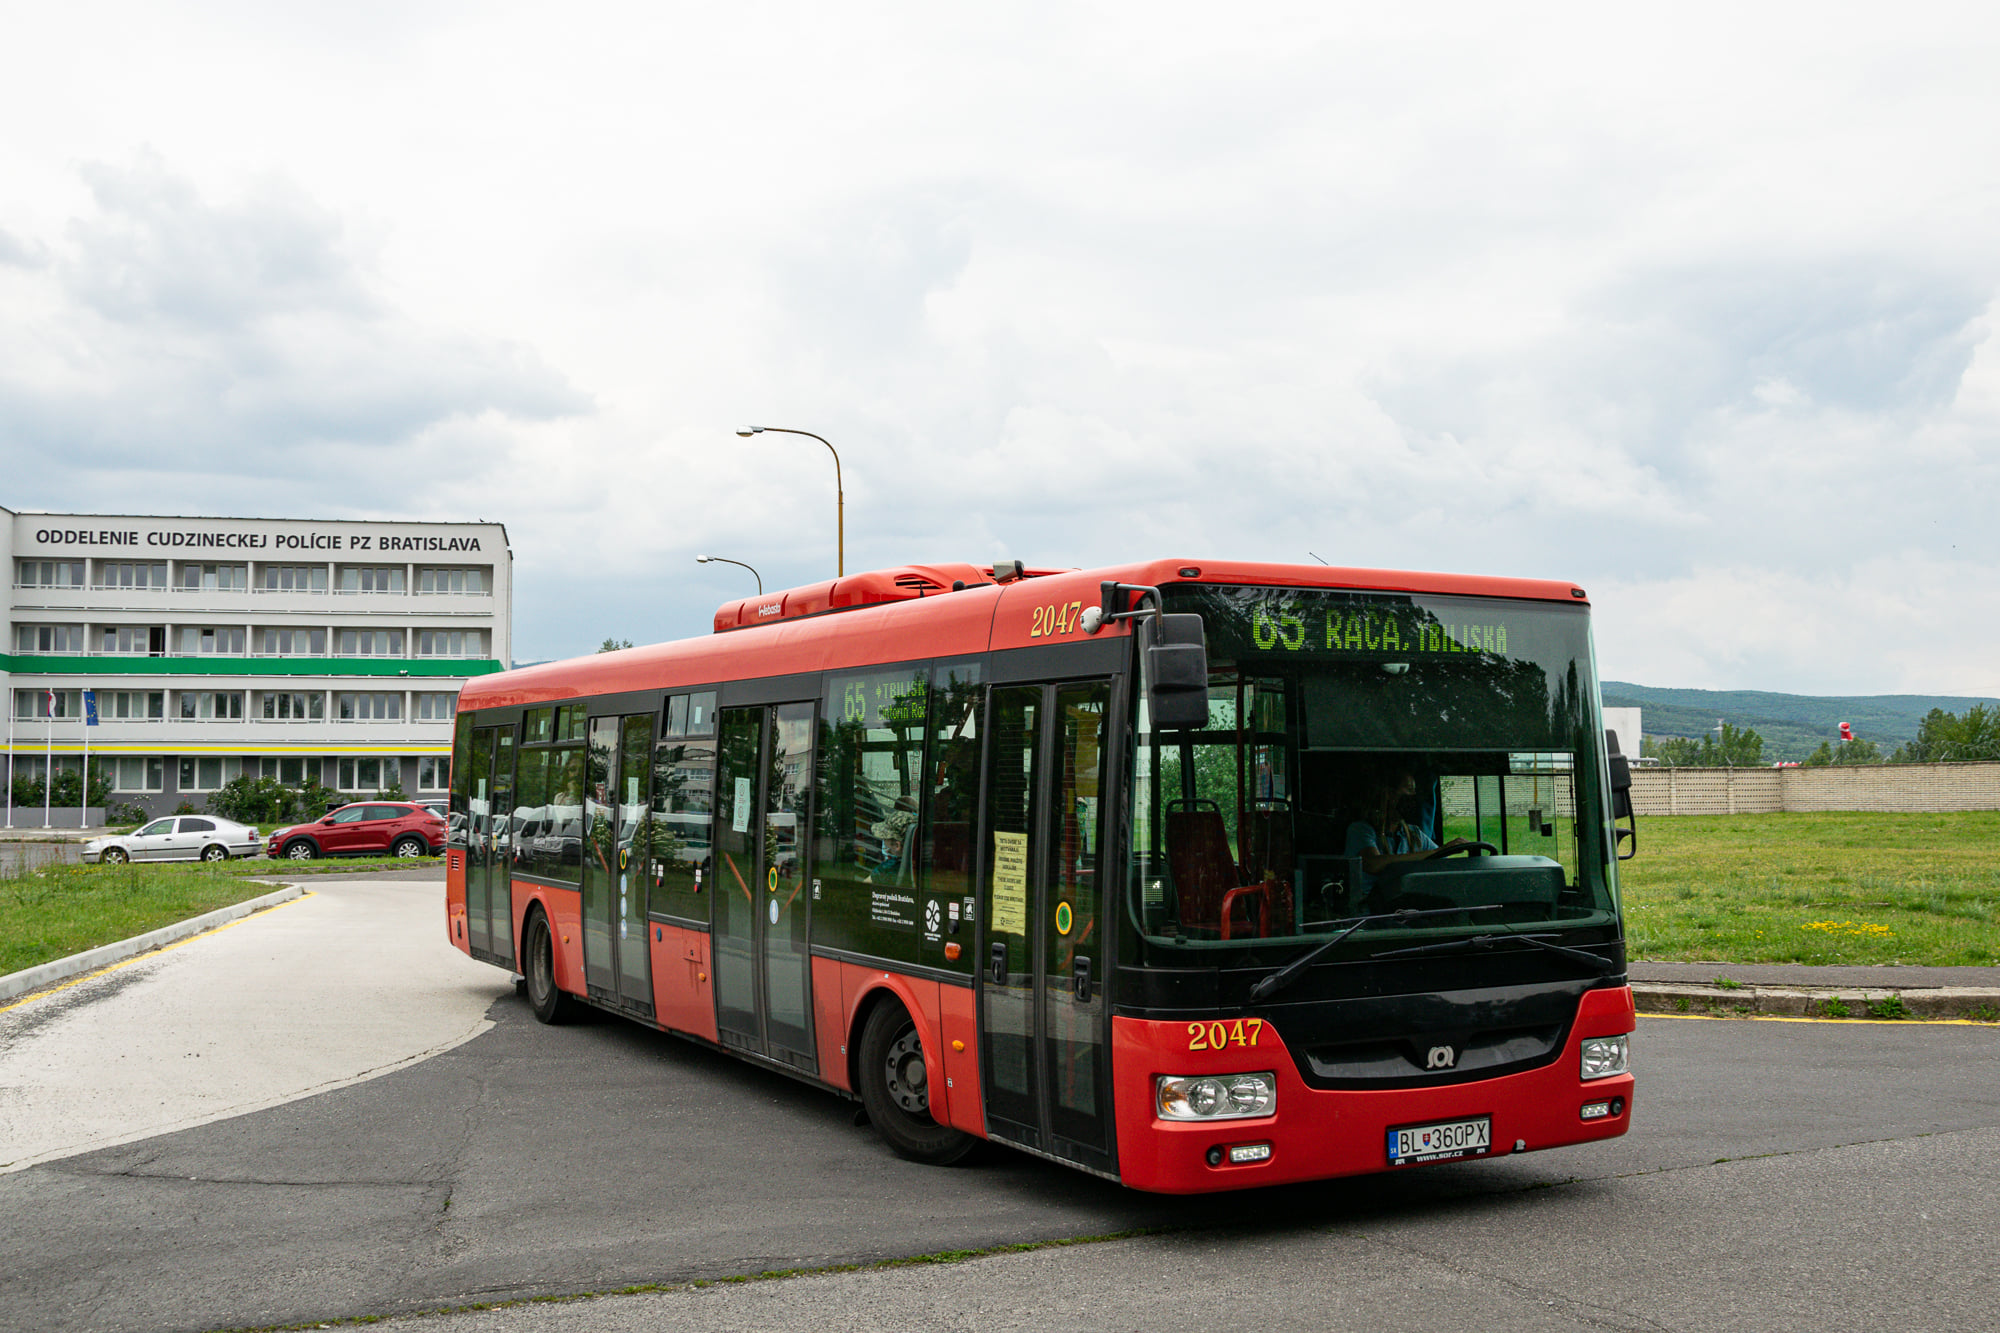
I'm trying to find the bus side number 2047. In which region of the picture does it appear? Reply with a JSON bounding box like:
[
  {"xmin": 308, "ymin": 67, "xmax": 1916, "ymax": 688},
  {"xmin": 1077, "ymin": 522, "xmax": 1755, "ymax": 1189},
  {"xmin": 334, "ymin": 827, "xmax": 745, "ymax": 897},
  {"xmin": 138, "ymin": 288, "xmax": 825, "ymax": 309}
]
[
  {"xmin": 1187, "ymin": 1018, "xmax": 1264, "ymax": 1051},
  {"xmin": 1029, "ymin": 600, "xmax": 1085, "ymax": 638}
]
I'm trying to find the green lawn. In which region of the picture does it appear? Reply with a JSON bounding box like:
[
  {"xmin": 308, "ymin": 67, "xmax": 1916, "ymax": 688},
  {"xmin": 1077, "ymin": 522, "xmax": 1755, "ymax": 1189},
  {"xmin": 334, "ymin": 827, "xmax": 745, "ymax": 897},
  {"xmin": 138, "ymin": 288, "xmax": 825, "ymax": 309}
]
[
  {"xmin": 0, "ymin": 855, "xmax": 439, "ymax": 979},
  {"xmin": 1620, "ymin": 812, "xmax": 2000, "ymax": 967}
]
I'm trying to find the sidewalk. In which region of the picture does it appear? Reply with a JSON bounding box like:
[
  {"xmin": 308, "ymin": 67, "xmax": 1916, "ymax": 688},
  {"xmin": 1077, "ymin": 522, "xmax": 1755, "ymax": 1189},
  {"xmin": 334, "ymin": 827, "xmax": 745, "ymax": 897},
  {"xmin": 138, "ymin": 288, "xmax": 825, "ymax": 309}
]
[{"xmin": 1628, "ymin": 961, "xmax": 2000, "ymax": 1020}]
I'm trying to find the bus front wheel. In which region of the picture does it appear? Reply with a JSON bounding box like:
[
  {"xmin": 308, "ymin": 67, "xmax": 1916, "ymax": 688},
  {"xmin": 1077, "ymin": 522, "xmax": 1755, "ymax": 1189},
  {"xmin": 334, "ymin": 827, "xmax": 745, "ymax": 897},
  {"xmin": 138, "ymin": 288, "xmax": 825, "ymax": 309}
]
[
  {"xmin": 523, "ymin": 909, "xmax": 579, "ymax": 1025},
  {"xmin": 857, "ymin": 999, "xmax": 977, "ymax": 1165}
]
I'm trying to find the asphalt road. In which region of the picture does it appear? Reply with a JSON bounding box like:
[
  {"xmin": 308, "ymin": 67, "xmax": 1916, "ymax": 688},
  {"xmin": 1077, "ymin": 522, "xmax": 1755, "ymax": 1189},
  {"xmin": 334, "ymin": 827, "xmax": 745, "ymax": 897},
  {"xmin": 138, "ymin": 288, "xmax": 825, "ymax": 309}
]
[{"xmin": 2, "ymin": 875, "xmax": 1997, "ymax": 1333}]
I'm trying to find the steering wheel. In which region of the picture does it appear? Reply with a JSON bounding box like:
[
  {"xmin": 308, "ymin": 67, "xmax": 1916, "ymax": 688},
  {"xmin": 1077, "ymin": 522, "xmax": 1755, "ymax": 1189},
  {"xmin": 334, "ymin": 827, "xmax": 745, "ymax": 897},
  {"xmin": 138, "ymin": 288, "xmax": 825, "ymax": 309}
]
[{"xmin": 1426, "ymin": 841, "xmax": 1498, "ymax": 860}]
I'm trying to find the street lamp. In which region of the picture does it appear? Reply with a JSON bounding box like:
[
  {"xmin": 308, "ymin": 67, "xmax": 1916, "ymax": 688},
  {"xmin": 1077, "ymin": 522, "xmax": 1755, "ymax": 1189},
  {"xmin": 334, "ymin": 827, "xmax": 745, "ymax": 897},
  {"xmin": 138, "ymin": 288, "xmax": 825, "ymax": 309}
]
[
  {"xmin": 695, "ymin": 554, "xmax": 762, "ymax": 594},
  {"xmin": 735, "ymin": 426, "xmax": 843, "ymax": 576}
]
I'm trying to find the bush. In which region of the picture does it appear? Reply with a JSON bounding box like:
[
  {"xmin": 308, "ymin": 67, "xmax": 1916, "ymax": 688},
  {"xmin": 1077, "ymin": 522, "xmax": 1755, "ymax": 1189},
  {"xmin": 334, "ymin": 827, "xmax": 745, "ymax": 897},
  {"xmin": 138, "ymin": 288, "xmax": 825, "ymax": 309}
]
[
  {"xmin": 207, "ymin": 775, "xmax": 353, "ymax": 827},
  {"xmin": 8, "ymin": 768, "xmax": 112, "ymax": 809}
]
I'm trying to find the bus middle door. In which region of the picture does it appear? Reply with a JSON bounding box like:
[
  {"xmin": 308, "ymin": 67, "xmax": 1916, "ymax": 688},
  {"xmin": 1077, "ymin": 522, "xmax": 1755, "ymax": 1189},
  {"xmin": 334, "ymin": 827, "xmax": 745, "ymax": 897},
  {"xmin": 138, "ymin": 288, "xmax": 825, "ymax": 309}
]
[
  {"xmin": 978, "ymin": 678, "xmax": 1114, "ymax": 1175},
  {"xmin": 580, "ymin": 713, "xmax": 656, "ymax": 1015},
  {"xmin": 713, "ymin": 702, "xmax": 816, "ymax": 1073}
]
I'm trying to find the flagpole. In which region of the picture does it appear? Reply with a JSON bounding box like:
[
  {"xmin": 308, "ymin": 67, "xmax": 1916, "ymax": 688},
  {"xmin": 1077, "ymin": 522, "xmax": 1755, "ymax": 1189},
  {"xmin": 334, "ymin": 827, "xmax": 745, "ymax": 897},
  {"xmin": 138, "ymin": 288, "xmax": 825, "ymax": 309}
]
[
  {"xmin": 81, "ymin": 690, "xmax": 90, "ymax": 830},
  {"xmin": 4, "ymin": 697, "xmax": 13, "ymax": 829},
  {"xmin": 44, "ymin": 697, "xmax": 53, "ymax": 829}
]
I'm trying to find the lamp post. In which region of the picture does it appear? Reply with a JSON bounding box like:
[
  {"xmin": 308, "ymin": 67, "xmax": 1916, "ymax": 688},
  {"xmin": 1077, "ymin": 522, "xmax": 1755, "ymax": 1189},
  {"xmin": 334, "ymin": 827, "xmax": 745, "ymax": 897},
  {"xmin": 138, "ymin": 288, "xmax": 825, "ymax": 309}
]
[
  {"xmin": 735, "ymin": 426, "xmax": 843, "ymax": 576},
  {"xmin": 695, "ymin": 554, "xmax": 762, "ymax": 594}
]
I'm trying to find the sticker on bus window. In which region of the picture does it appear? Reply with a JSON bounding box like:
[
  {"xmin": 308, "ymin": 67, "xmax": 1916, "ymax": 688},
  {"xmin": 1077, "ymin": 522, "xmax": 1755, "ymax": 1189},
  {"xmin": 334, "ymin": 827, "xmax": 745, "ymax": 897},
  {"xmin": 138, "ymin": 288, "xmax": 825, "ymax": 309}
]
[
  {"xmin": 732, "ymin": 778, "xmax": 752, "ymax": 832},
  {"xmin": 991, "ymin": 830, "xmax": 1028, "ymax": 935}
]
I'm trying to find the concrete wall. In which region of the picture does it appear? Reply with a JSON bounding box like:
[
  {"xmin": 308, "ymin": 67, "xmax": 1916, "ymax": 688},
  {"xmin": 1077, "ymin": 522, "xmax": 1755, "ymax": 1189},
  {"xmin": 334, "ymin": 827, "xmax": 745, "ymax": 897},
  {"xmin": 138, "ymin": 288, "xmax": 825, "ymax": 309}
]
[{"xmin": 1630, "ymin": 762, "xmax": 2000, "ymax": 815}]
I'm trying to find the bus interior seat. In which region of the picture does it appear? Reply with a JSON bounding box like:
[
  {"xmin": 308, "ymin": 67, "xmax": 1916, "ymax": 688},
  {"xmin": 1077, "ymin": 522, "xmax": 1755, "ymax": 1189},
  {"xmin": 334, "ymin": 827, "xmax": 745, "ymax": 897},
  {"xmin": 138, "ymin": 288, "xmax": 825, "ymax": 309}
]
[{"xmin": 1164, "ymin": 801, "xmax": 1269, "ymax": 940}]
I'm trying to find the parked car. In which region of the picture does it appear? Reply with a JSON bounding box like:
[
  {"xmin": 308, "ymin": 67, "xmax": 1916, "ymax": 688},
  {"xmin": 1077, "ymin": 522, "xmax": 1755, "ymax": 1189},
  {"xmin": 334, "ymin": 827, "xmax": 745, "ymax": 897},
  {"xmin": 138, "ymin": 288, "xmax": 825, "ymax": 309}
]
[
  {"xmin": 84, "ymin": 815, "xmax": 264, "ymax": 864},
  {"xmin": 267, "ymin": 801, "xmax": 446, "ymax": 860}
]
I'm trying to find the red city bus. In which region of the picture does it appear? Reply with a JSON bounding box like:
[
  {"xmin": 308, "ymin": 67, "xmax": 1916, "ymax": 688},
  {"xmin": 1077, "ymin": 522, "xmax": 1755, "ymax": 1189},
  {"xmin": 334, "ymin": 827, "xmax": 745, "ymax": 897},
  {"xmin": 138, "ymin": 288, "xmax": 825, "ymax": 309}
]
[{"xmin": 446, "ymin": 558, "xmax": 1638, "ymax": 1192}]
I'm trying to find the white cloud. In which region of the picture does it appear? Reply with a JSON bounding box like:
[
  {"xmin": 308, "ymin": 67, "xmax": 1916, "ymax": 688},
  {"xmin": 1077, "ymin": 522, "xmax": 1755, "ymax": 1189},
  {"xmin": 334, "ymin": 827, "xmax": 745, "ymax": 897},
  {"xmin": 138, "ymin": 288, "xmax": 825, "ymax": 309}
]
[{"xmin": 0, "ymin": 1, "xmax": 1996, "ymax": 690}]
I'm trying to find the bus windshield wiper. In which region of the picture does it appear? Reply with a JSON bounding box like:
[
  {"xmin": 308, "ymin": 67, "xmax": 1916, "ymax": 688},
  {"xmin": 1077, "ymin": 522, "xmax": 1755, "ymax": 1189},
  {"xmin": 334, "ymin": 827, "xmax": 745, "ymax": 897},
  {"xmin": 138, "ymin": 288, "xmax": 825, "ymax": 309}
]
[
  {"xmin": 1248, "ymin": 904, "xmax": 1502, "ymax": 1004},
  {"xmin": 1369, "ymin": 930, "xmax": 1614, "ymax": 975}
]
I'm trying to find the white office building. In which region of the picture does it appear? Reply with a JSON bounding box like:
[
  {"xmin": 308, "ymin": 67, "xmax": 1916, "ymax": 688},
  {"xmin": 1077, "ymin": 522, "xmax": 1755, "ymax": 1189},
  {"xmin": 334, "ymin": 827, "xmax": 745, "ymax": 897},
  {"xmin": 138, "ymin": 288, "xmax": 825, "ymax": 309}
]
[{"xmin": 2, "ymin": 507, "xmax": 511, "ymax": 821}]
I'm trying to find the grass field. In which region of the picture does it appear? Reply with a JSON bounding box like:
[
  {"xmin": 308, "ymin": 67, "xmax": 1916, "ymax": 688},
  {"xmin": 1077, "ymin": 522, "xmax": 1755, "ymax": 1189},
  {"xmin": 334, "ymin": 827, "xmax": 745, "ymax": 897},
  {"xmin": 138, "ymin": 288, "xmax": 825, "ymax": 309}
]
[
  {"xmin": 9, "ymin": 813, "xmax": 1998, "ymax": 982},
  {"xmin": 1620, "ymin": 812, "xmax": 2000, "ymax": 967},
  {"xmin": 0, "ymin": 854, "xmax": 438, "ymax": 978}
]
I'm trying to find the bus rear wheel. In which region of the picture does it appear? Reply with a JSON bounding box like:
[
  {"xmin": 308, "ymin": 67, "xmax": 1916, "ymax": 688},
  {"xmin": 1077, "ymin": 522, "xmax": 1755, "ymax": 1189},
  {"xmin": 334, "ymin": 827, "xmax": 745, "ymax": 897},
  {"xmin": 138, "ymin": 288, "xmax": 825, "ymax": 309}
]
[
  {"xmin": 857, "ymin": 999, "xmax": 977, "ymax": 1165},
  {"xmin": 523, "ymin": 909, "xmax": 578, "ymax": 1025}
]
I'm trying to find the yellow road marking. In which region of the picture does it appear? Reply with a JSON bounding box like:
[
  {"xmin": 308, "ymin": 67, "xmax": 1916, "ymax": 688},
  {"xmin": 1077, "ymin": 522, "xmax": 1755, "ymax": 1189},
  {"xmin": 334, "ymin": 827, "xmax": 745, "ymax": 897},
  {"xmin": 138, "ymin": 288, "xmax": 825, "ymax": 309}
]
[
  {"xmin": 1641, "ymin": 1010, "xmax": 1997, "ymax": 1028},
  {"xmin": 0, "ymin": 890, "xmax": 316, "ymax": 1015}
]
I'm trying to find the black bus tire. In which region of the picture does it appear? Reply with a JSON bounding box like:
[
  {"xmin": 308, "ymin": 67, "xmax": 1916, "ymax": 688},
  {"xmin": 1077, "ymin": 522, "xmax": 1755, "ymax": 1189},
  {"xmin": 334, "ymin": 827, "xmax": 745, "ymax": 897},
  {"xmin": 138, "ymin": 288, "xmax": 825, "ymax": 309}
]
[
  {"xmin": 857, "ymin": 999, "xmax": 978, "ymax": 1165},
  {"xmin": 523, "ymin": 908, "xmax": 578, "ymax": 1025}
]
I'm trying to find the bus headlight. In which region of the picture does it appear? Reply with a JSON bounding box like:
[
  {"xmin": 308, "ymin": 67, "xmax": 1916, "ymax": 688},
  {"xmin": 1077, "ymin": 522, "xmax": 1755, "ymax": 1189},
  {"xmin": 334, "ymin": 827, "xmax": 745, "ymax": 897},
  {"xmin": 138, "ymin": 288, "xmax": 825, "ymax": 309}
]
[
  {"xmin": 1580, "ymin": 1035, "xmax": 1629, "ymax": 1080},
  {"xmin": 1155, "ymin": 1072, "xmax": 1276, "ymax": 1121}
]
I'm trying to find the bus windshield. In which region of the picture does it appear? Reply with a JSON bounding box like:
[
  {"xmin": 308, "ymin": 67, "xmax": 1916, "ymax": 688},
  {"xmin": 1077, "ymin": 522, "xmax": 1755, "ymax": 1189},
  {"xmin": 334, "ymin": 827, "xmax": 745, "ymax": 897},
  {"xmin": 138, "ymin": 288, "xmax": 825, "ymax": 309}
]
[{"xmin": 1128, "ymin": 585, "xmax": 1620, "ymax": 961}]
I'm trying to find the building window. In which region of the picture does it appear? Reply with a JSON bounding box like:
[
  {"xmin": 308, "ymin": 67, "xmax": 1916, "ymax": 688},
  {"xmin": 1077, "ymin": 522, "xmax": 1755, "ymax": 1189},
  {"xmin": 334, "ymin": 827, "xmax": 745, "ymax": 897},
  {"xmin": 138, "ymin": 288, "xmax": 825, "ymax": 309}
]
[
  {"xmin": 258, "ymin": 627, "xmax": 327, "ymax": 655},
  {"xmin": 415, "ymin": 630, "xmax": 486, "ymax": 657},
  {"xmin": 336, "ymin": 629, "xmax": 405, "ymax": 656},
  {"xmin": 100, "ymin": 626, "xmax": 163, "ymax": 654},
  {"xmin": 336, "ymin": 756, "xmax": 386, "ymax": 790},
  {"xmin": 337, "ymin": 692, "xmax": 403, "ymax": 721},
  {"xmin": 418, "ymin": 755, "xmax": 448, "ymax": 790},
  {"xmin": 99, "ymin": 561, "xmax": 169, "ymax": 588},
  {"xmin": 178, "ymin": 691, "xmax": 245, "ymax": 720},
  {"xmin": 17, "ymin": 559, "xmax": 86, "ymax": 587},
  {"xmin": 15, "ymin": 689, "xmax": 82, "ymax": 719},
  {"xmin": 256, "ymin": 756, "xmax": 312, "ymax": 785},
  {"xmin": 104, "ymin": 690, "xmax": 166, "ymax": 720},
  {"xmin": 261, "ymin": 691, "xmax": 325, "ymax": 720},
  {"xmin": 337, "ymin": 566, "xmax": 406, "ymax": 594},
  {"xmin": 178, "ymin": 626, "xmax": 247, "ymax": 655},
  {"xmin": 15, "ymin": 624, "xmax": 86, "ymax": 653},
  {"xmin": 258, "ymin": 564, "xmax": 329, "ymax": 592},
  {"xmin": 416, "ymin": 567, "xmax": 488, "ymax": 594},
  {"xmin": 178, "ymin": 563, "xmax": 248, "ymax": 591},
  {"xmin": 177, "ymin": 756, "xmax": 238, "ymax": 791},
  {"xmin": 114, "ymin": 757, "xmax": 166, "ymax": 792},
  {"xmin": 415, "ymin": 692, "xmax": 458, "ymax": 721}
]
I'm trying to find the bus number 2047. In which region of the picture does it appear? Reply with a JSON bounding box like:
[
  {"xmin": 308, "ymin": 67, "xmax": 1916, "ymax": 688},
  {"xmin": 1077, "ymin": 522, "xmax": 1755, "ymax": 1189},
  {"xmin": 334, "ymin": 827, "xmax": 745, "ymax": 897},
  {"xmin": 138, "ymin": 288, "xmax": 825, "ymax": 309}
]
[
  {"xmin": 1029, "ymin": 601, "xmax": 1085, "ymax": 638},
  {"xmin": 1188, "ymin": 1019, "xmax": 1264, "ymax": 1050}
]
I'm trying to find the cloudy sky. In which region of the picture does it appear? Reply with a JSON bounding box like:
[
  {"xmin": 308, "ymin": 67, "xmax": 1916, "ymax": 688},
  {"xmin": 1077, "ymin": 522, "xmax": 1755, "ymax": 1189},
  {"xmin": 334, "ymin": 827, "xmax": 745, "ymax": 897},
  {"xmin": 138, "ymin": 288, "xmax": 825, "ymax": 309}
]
[{"xmin": 3, "ymin": 1, "xmax": 1997, "ymax": 695}]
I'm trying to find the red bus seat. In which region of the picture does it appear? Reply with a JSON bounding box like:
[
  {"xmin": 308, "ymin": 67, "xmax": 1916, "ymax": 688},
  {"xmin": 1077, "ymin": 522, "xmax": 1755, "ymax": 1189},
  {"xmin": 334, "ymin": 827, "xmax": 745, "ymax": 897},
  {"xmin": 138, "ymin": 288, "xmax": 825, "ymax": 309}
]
[{"xmin": 1165, "ymin": 806, "xmax": 1269, "ymax": 939}]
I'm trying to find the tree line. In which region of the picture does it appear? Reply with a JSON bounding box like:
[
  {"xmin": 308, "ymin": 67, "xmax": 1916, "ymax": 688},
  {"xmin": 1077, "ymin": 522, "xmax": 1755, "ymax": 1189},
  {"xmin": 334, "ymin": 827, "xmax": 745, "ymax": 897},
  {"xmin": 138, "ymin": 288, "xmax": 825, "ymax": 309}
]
[{"xmin": 1639, "ymin": 705, "xmax": 1999, "ymax": 767}]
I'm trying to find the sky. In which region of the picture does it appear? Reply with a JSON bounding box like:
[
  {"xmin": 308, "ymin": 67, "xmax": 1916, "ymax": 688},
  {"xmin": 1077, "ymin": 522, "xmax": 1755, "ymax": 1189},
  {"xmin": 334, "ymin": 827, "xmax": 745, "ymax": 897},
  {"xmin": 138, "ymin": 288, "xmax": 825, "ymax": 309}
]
[{"xmin": 2, "ymin": 1, "xmax": 1997, "ymax": 696}]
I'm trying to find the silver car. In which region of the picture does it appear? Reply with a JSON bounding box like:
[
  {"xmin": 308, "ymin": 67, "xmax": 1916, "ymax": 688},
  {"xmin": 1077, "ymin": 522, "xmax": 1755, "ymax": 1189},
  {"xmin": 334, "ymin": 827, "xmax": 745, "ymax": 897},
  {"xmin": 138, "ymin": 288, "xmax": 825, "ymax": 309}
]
[{"xmin": 83, "ymin": 815, "xmax": 265, "ymax": 864}]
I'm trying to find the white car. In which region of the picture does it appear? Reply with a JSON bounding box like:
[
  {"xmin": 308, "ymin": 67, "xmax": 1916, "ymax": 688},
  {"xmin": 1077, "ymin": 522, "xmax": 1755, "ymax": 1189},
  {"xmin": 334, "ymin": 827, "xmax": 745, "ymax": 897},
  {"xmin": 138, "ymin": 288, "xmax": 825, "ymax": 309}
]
[{"xmin": 83, "ymin": 815, "xmax": 265, "ymax": 864}]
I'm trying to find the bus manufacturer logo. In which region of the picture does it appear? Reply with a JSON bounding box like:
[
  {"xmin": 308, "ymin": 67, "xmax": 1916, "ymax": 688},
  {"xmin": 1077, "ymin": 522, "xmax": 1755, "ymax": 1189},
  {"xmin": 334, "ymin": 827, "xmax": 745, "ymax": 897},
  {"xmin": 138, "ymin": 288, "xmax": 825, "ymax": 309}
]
[{"xmin": 1425, "ymin": 1045, "xmax": 1458, "ymax": 1070}]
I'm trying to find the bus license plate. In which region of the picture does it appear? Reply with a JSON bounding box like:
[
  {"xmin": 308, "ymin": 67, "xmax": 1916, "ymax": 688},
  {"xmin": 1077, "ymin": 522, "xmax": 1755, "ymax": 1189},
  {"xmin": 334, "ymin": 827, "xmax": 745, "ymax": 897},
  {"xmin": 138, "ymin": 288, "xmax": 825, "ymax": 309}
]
[{"xmin": 1387, "ymin": 1116, "xmax": 1492, "ymax": 1166}]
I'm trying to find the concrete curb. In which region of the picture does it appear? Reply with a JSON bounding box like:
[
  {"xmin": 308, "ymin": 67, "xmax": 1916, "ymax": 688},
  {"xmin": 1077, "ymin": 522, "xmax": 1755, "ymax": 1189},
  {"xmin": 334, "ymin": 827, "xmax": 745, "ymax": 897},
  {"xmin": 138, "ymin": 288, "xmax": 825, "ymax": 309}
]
[
  {"xmin": 0, "ymin": 883, "xmax": 305, "ymax": 1003},
  {"xmin": 1635, "ymin": 981, "xmax": 2000, "ymax": 1021}
]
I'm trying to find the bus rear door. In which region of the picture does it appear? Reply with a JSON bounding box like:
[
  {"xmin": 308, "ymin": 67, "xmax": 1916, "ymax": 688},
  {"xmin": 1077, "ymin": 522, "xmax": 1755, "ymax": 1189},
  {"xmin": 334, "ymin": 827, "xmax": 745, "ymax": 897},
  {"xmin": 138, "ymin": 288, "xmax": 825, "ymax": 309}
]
[{"xmin": 465, "ymin": 724, "xmax": 515, "ymax": 967}]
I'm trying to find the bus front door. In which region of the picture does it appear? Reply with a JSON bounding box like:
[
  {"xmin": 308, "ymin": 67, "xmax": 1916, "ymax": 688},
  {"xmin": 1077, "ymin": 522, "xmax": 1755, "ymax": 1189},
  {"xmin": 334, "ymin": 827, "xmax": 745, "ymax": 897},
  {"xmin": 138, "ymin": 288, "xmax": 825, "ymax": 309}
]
[
  {"xmin": 713, "ymin": 703, "xmax": 816, "ymax": 1073},
  {"xmin": 580, "ymin": 713, "xmax": 656, "ymax": 1014},
  {"xmin": 978, "ymin": 679, "xmax": 1114, "ymax": 1175}
]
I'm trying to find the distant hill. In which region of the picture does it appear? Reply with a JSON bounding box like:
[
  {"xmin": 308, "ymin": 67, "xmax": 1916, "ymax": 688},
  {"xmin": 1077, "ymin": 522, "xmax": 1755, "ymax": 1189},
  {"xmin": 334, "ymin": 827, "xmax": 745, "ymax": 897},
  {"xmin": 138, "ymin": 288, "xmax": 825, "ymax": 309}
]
[{"xmin": 1600, "ymin": 683, "xmax": 2000, "ymax": 762}]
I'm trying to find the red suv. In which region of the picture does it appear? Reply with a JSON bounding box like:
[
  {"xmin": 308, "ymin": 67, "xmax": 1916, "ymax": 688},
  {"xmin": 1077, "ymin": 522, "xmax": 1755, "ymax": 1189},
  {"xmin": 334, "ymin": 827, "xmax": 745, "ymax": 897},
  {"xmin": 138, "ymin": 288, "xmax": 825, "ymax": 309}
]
[{"xmin": 268, "ymin": 802, "xmax": 447, "ymax": 860}]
